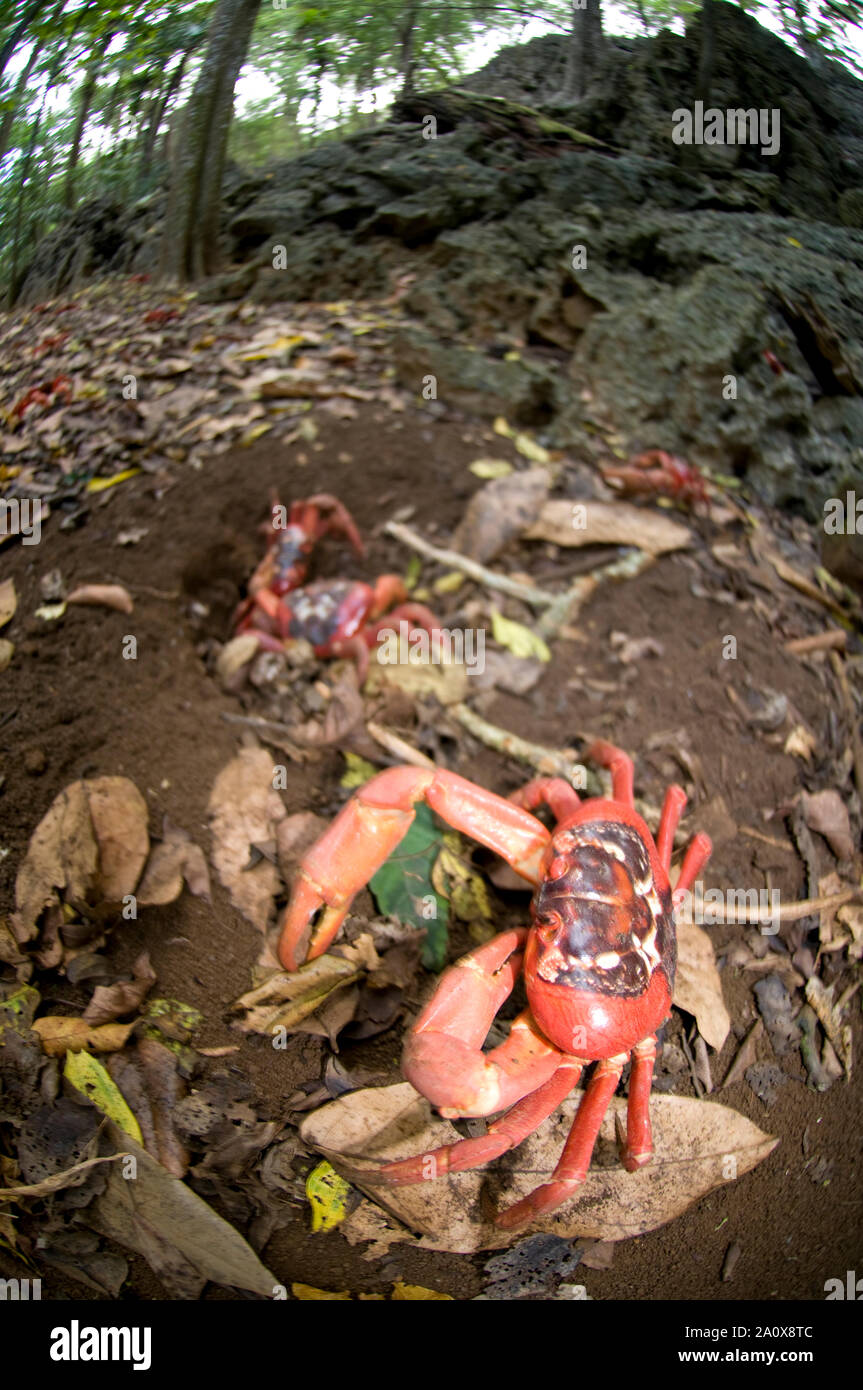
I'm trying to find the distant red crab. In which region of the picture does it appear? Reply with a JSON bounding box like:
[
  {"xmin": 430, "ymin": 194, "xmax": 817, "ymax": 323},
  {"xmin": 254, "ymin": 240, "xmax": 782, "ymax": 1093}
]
[
  {"xmin": 279, "ymin": 740, "xmax": 712, "ymax": 1229},
  {"xmin": 601, "ymin": 449, "xmax": 708, "ymax": 509},
  {"xmin": 233, "ymin": 492, "xmax": 441, "ymax": 680}
]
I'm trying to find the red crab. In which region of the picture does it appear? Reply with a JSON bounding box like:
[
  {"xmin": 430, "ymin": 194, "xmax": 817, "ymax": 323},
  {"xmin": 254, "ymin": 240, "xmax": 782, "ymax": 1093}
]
[
  {"xmin": 234, "ymin": 492, "xmax": 441, "ymax": 680},
  {"xmin": 279, "ymin": 741, "xmax": 712, "ymax": 1229},
  {"xmin": 601, "ymin": 449, "xmax": 708, "ymax": 510},
  {"xmin": 9, "ymin": 375, "xmax": 72, "ymax": 422}
]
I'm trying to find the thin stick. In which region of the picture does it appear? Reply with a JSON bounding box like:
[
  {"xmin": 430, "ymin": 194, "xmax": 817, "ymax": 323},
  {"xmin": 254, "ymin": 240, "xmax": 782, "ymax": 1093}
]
[
  {"xmin": 366, "ymin": 721, "xmax": 436, "ymax": 769},
  {"xmin": 384, "ymin": 520, "xmax": 561, "ymax": 608},
  {"xmin": 784, "ymin": 629, "xmax": 846, "ymax": 655},
  {"xmin": 676, "ymin": 887, "xmax": 862, "ymax": 926},
  {"xmin": 451, "ymin": 702, "xmax": 587, "ymax": 785},
  {"xmin": 829, "ymin": 650, "xmax": 863, "ymax": 800}
]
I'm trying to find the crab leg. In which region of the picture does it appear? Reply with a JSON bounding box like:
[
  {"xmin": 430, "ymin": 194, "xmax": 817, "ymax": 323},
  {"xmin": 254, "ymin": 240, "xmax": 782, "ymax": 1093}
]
[
  {"xmin": 294, "ymin": 494, "xmax": 365, "ymax": 559},
  {"xmin": 586, "ymin": 739, "xmax": 634, "ymax": 807},
  {"xmin": 673, "ymin": 831, "xmax": 713, "ymax": 901},
  {"xmin": 510, "ymin": 778, "xmax": 581, "ymax": 824},
  {"xmin": 495, "ymin": 1052, "xmax": 628, "ymax": 1229},
  {"xmin": 279, "ymin": 768, "xmax": 550, "ymax": 970},
  {"xmin": 619, "ymin": 1035, "xmax": 657, "ymax": 1171},
  {"xmin": 656, "ymin": 785, "xmax": 688, "ymax": 870},
  {"xmin": 380, "ymin": 1058, "xmax": 582, "ymax": 1185}
]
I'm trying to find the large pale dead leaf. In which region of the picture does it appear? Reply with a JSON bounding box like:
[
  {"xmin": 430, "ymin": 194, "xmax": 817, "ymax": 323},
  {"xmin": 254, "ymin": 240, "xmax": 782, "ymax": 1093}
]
[
  {"xmin": 0, "ymin": 577, "xmax": 16, "ymax": 627},
  {"xmin": 452, "ymin": 468, "xmax": 550, "ymax": 563},
  {"xmin": 301, "ymin": 1082, "xmax": 777, "ymax": 1253},
  {"xmin": 87, "ymin": 1129, "xmax": 279, "ymax": 1298},
  {"xmin": 85, "ymin": 777, "xmax": 149, "ymax": 902},
  {"xmin": 12, "ymin": 782, "xmax": 99, "ymax": 941},
  {"xmin": 526, "ymin": 500, "xmax": 692, "ymax": 556},
  {"xmin": 673, "ymin": 920, "xmax": 731, "ymax": 1050},
  {"xmin": 208, "ymin": 747, "xmax": 286, "ymax": 931}
]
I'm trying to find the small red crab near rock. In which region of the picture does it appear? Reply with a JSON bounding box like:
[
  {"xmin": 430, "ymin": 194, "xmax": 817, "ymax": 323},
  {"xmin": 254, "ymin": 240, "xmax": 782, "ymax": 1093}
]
[
  {"xmin": 279, "ymin": 741, "xmax": 712, "ymax": 1229},
  {"xmin": 233, "ymin": 492, "xmax": 441, "ymax": 680},
  {"xmin": 601, "ymin": 449, "xmax": 709, "ymax": 510}
]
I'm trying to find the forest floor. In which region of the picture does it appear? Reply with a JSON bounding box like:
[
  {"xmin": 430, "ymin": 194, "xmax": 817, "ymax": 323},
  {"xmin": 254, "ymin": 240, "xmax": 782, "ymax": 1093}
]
[{"xmin": 0, "ymin": 286, "xmax": 861, "ymax": 1302}]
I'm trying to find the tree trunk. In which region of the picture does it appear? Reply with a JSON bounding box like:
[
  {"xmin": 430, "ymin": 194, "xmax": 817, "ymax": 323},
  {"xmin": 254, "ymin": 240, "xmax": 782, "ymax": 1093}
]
[
  {"xmin": 63, "ymin": 28, "xmax": 114, "ymax": 210},
  {"xmin": 0, "ymin": 0, "xmax": 43, "ymax": 83},
  {"xmin": 397, "ymin": 2, "xmax": 420, "ymax": 99},
  {"xmin": 159, "ymin": 0, "xmax": 261, "ymax": 282},
  {"xmin": 560, "ymin": 0, "xmax": 604, "ymax": 102},
  {"xmin": 695, "ymin": 0, "xmax": 717, "ymax": 105},
  {"xmin": 0, "ymin": 34, "xmax": 42, "ymax": 165},
  {"xmin": 137, "ymin": 43, "xmax": 198, "ymax": 183}
]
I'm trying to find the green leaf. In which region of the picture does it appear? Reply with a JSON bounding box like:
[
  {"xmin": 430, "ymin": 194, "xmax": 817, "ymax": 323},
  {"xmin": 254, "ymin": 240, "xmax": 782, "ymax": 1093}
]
[
  {"xmin": 490, "ymin": 609, "xmax": 551, "ymax": 662},
  {"xmin": 370, "ymin": 801, "xmax": 449, "ymax": 970}
]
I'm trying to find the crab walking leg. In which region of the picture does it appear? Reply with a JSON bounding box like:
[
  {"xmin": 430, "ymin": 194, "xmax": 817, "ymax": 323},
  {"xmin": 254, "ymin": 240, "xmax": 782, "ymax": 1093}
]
[
  {"xmin": 278, "ymin": 769, "xmax": 550, "ymax": 970},
  {"xmin": 619, "ymin": 1035, "xmax": 657, "ymax": 1172},
  {"xmin": 510, "ymin": 778, "xmax": 581, "ymax": 824},
  {"xmin": 495, "ymin": 1053, "xmax": 628, "ymax": 1229},
  {"xmin": 586, "ymin": 740, "xmax": 635, "ymax": 807},
  {"xmin": 299, "ymin": 494, "xmax": 365, "ymax": 559},
  {"xmin": 379, "ymin": 1059, "xmax": 583, "ymax": 1186},
  {"xmin": 656, "ymin": 784, "xmax": 688, "ymax": 871},
  {"xmin": 672, "ymin": 831, "xmax": 713, "ymax": 902}
]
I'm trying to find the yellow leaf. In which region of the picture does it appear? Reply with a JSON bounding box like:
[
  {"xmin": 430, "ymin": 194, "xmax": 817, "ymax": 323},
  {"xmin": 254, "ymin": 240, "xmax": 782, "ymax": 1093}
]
[
  {"xmin": 237, "ymin": 334, "xmax": 305, "ymax": 361},
  {"xmin": 432, "ymin": 845, "xmax": 493, "ymax": 927},
  {"xmin": 0, "ymin": 578, "xmax": 16, "ymax": 627},
  {"xmin": 493, "ymin": 416, "xmax": 513, "ymax": 438},
  {"xmin": 469, "ymin": 458, "xmax": 513, "ymax": 479},
  {"xmin": 787, "ymin": 237, "xmax": 803, "ymax": 248},
  {"xmin": 392, "ymin": 1282, "xmax": 453, "ymax": 1300},
  {"xmin": 86, "ymin": 467, "xmax": 141, "ymax": 493},
  {"xmin": 292, "ymin": 1283, "xmax": 352, "ymax": 1300},
  {"xmin": 306, "ymin": 1160, "xmax": 351, "ymax": 1233},
  {"xmin": 64, "ymin": 1049, "xmax": 143, "ymax": 1142},
  {"xmin": 490, "ymin": 609, "xmax": 551, "ymax": 662},
  {"xmin": 34, "ymin": 602, "xmax": 65, "ymax": 622},
  {"xmin": 433, "ymin": 571, "xmax": 465, "ymax": 594},
  {"xmin": 503, "ymin": 350, "xmax": 521, "ymax": 362},
  {"xmin": 341, "ymin": 752, "xmax": 377, "ymax": 788},
  {"xmin": 32, "ymin": 1016, "xmax": 134, "ymax": 1057},
  {"xmin": 0, "ymin": 639, "xmax": 12, "ymax": 672},
  {"xmin": 241, "ymin": 422, "xmax": 272, "ymax": 445},
  {"xmin": 513, "ymin": 433, "xmax": 550, "ymax": 464}
]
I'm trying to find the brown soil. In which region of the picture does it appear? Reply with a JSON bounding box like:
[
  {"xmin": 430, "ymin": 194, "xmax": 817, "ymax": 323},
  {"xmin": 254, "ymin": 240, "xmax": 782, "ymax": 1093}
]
[{"xmin": 1, "ymin": 397, "xmax": 860, "ymax": 1302}]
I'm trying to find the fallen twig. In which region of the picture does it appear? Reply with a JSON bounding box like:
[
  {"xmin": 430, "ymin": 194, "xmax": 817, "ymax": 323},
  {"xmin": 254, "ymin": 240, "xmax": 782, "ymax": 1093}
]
[
  {"xmin": 784, "ymin": 629, "xmax": 846, "ymax": 655},
  {"xmin": 829, "ymin": 650, "xmax": 863, "ymax": 800},
  {"xmin": 366, "ymin": 721, "xmax": 436, "ymax": 769},
  {"xmin": 677, "ymin": 887, "xmax": 862, "ymax": 926},
  {"xmin": 384, "ymin": 520, "xmax": 561, "ymax": 608},
  {"xmin": 450, "ymin": 703, "xmax": 588, "ymax": 786}
]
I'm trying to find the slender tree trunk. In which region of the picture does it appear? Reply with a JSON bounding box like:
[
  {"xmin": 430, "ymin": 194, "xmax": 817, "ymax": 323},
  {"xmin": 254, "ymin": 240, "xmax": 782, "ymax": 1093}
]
[
  {"xmin": 397, "ymin": 2, "xmax": 420, "ymax": 99},
  {"xmin": 560, "ymin": 0, "xmax": 604, "ymax": 102},
  {"xmin": 63, "ymin": 28, "xmax": 114, "ymax": 210},
  {"xmin": 0, "ymin": 0, "xmax": 44, "ymax": 83},
  {"xmin": 159, "ymin": 0, "xmax": 262, "ymax": 282},
  {"xmin": 695, "ymin": 0, "xmax": 716, "ymax": 104},
  {"xmin": 137, "ymin": 43, "xmax": 197, "ymax": 183},
  {"xmin": 0, "ymin": 35, "xmax": 42, "ymax": 165}
]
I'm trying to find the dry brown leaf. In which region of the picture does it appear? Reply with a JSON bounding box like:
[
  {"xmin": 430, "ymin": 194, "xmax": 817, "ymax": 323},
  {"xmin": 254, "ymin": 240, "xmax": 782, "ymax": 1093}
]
[
  {"xmin": 12, "ymin": 782, "xmax": 99, "ymax": 941},
  {"xmin": 83, "ymin": 952, "xmax": 156, "ymax": 1025},
  {"xmin": 137, "ymin": 819, "xmax": 210, "ymax": 906},
  {"xmin": 208, "ymin": 747, "xmax": 285, "ymax": 931},
  {"xmin": 32, "ymin": 1015, "xmax": 134, "ymax": 1056},
  {"xmin": 800, "ymin": 790, "xmax": 855, "ymax": 861},
  {"xmin": 452, "ymin": 468, "xmax": 550, "ymax": 563},
  {"xmin": 276, "ymin": 812, "xmax": 328, "ymax": 886},
  {"xmin": 0, "ymin": 1153, "xmax": 129, "ymax": 1201},
  {"xmin": 0, "ymin": 577, "xmax": 16, "ymax": 627},
  {"xmin": 301, "ymin": 1082, "xmax": 777, "ymax": 1253},
  {"xmin": 673, "ymin": 920, "xmax": 732, "ymax": 1051},
  {"xmin": 230, "ymin": 955, "xmax": 363, "ymax": 1034},
  {"xmin": 526, "ymin": 500, "xmax": 692, "ymax": 556},
  {"xmin": 67, "ymin": 583, "xmax": 134, "ymax": 614},
  {"xmin": 87, "ymin": 1128, "xmax": 278, "ymax": 1298},
  {"xmin": 86, "ymin": 777, "xmax": 149, "ymax": 903}
]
